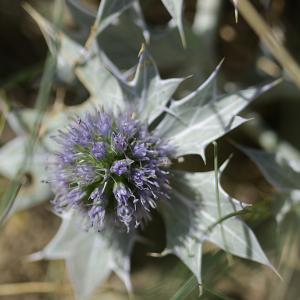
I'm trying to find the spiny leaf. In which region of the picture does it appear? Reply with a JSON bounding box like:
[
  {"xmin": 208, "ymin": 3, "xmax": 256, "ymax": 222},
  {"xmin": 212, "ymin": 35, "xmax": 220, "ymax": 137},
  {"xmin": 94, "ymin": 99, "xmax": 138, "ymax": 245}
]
[
  {"xmin": 161, "ymin": 0, "xmax": 186, "ymax": 46},
  {"xmin": 25, "ymin": 4, "xmax": 125, "ymax": 112},
  {"xmin": 159, "ymin": 170, "xmax": 274, "ymax": 283},
  {"xmin": 67, "ymin": 233, "xmax": 112, "ymax": 300},
  {"xmin": 38, "ymin": 212, "xmax": 83, "ymax": 259},
  {"xmin": 157, "ymin": 80, "xmax": 279, "ymax": 158},
  {"xmin": 177, "ymin": 60, "xmax": 222, "ymax": 109},
  {"xmin": 166, "ymin": 236, "xmax": 202, "ymax": 283},
  {"xmin": 34, "ymin": 213, "xmax": 134, "ymax": 299},
  {"xmin": 30, "ymin": 213, "xmax": 111, "ymax": 300},
  {"xmin": 120, "ymin": 46, "xmax": 184, "ymax": 124}
]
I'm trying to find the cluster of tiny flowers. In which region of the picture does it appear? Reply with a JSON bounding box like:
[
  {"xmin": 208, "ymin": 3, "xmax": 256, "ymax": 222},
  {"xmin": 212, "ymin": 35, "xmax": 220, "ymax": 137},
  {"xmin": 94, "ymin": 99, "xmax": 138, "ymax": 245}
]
[{"xmin": 49, "ymin": 109, "xmax": 173, "ymax": 232}]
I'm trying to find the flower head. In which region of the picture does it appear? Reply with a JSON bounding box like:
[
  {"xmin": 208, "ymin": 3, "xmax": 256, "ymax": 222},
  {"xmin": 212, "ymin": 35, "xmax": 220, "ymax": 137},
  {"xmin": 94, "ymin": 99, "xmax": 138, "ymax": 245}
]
[{"xmin": 50, "ymin": 110, "xmax": 173, "ymax": 232}]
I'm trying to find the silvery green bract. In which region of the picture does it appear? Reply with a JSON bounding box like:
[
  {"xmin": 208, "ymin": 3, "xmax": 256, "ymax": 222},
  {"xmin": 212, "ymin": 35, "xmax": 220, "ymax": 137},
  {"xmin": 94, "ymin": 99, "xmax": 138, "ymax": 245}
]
[{"xmin": 0, "ymin": 5, "xmax": 278, "ymax": 300}]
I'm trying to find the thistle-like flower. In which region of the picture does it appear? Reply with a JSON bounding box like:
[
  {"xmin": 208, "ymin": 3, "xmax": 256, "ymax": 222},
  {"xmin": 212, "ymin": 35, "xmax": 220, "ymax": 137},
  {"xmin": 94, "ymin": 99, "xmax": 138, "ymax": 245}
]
[
  {"xmin": 50, "ymin": 110, "xmax": 173, "ymax": 232},
  {"xmin": 11, "ymin": 11, "xmax": 277, "ymax": 299}
]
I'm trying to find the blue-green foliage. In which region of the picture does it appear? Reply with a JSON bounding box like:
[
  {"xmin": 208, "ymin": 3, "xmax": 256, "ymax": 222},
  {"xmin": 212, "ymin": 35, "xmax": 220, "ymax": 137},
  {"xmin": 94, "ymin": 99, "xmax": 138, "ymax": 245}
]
[{"xmin": 0, "ymin": 2, "xmax": 288, "ymax": 300}]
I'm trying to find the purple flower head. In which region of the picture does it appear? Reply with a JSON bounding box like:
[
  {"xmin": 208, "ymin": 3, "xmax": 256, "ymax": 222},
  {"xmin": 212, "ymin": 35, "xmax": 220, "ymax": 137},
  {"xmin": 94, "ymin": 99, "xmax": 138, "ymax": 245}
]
[{"xmin": 49, "ymin": 109, "xmax": 173, "ymax": 232}]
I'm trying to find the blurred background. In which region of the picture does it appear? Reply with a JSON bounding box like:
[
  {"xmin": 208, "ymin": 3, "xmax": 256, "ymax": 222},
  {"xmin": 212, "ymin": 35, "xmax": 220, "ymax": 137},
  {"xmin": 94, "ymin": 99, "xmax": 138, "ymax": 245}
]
[{"xmin": 0, "ymin": 0, "xmax": 300, "ymax": 299}]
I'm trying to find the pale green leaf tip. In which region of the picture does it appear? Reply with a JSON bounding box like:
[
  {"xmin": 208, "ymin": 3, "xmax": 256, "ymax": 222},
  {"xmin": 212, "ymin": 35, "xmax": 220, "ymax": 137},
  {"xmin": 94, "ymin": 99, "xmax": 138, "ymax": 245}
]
[
  {"xmin": 179, "ymin": 28, "xmax": 187, "ymax": 48},
  {"xmin": 147, "ymin": 249, "xmax": 172, "ymax": 257},
  {"xmin": 198, "ymin": 283, "xmax": 203, "ymax": 296},
  {"xmin": 219, "ymin": 155, "xmax": 234, "ymax": 173},
  {"xmin": 138, "ymin": 43, "xmax": 146, "ymax": 58},
  {"xmin": 259, "ymin": 77, "xmax": 283, "ymax": 95},
  {"xmin": 27, "ymin": 251, "xmax": 44, "ymax": 262},
  {"xmin": 272, "ymin": 266, "xmax": 282, "ymax": 280}
]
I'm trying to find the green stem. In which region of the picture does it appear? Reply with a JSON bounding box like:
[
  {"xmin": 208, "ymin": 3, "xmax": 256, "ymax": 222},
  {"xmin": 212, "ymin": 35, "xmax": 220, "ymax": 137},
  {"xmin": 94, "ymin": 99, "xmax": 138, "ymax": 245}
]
[{"xmin": 207, "ymin": 209, "xmax": 250, "ymax": 233}]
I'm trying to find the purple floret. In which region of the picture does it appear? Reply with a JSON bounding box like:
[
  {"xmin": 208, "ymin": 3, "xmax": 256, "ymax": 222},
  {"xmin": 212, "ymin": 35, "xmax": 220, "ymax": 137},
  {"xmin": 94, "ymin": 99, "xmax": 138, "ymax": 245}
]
[
  {"xmin": 88, "ymin": 205, "xmax": 106, "ymax": 231},
  {"xmin": 111, "ymin": 160, "xmax": 129, "ymax": 176},
  {"xmin": 87, "ymin": 187, "xmax": 107, "ymax": 230},
  {"xmin": 112, "ymin": 132, "xmax": 127, "ymax": 152},
  {"xmin": 132, "ymin": 143, "xmax": 147, "ymax": 158},
  {"xmin": 92, "ymin": 142, "xmax": 107, "ymax": 160}
]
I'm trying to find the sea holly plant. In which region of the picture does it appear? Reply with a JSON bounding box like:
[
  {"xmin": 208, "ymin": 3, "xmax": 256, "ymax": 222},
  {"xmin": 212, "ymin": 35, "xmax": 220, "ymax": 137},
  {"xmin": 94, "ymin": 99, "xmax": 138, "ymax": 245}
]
[
  {"xmin": 34, "ymin": 69, "xmax": 276, "ymax": 299},
  {"xmin": 0, "ymin": 5, "xmax": 280, "ymax": 300}
]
